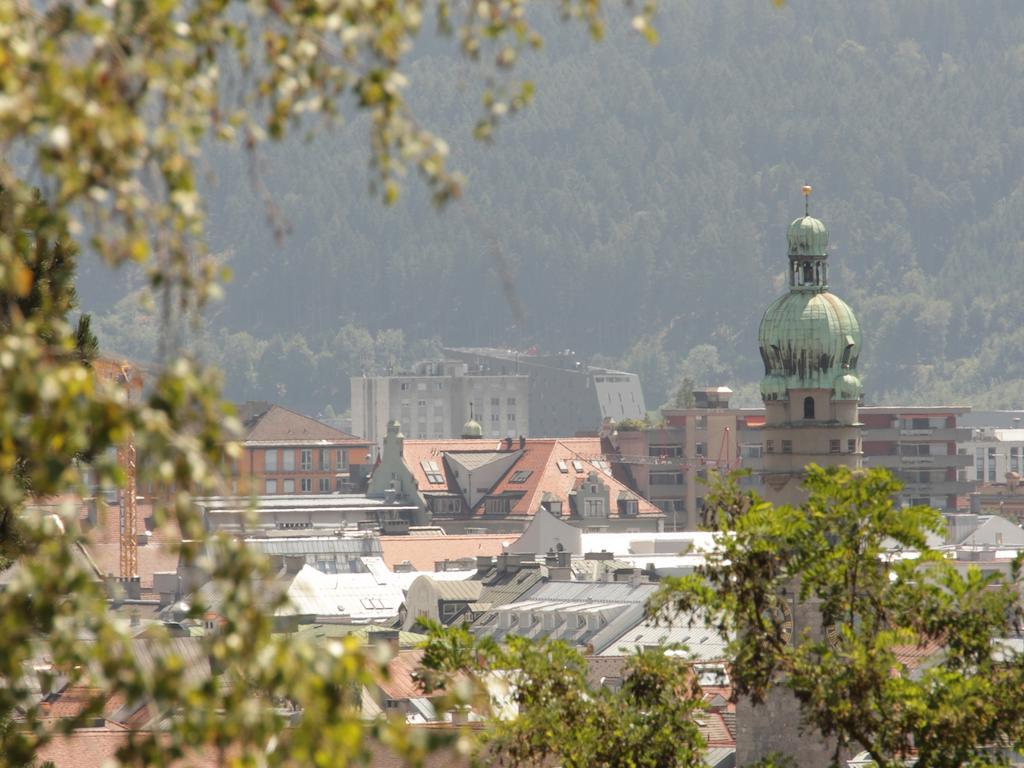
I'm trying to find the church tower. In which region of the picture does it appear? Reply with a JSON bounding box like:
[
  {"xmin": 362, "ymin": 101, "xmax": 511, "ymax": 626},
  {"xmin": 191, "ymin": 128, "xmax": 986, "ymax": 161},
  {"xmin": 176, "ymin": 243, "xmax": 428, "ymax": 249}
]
[
  {"xmin": 758, "ymin": 187, "xmax": 863, "ymax": 505},
  {"xmin": 737, "ymin": 188, "xmax": 865, "ymax": 767}
]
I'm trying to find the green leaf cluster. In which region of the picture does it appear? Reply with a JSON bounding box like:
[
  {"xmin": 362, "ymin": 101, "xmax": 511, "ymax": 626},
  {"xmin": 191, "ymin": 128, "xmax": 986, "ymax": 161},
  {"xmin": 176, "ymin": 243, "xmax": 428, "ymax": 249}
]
[{"xmin": 654, "ymin": 467, "xmax": 1024, "ymax": 768}]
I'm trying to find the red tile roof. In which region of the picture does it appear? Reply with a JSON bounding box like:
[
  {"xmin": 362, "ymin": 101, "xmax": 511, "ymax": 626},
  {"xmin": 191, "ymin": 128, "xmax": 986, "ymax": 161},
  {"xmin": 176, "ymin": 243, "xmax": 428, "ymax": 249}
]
[
  {"xmin": 400, "ymin": 437, "xmax": 662, "ymax": 521},
  {"xmin": 242, "ymin": 404, "xmax": 368, "ymax": 445},
  {"xmin": 35, "ymin": 728, "xmax": 467, "ymax": 767},
  {"xmin": 378, "ymin": 534, "xmax": 512, "ymax": 571}
]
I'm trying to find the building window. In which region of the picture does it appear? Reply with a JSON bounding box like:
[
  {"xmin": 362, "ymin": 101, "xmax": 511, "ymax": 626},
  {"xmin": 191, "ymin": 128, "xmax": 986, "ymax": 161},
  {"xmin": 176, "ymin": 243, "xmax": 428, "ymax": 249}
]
[
  {"xmin": 509, "ymin": 470, "xmax": 533, "ymax": 483},
  {"xmin": 650, "ymin": 472, "xmax": 684, "ymax": 485},
  {"xmin": 649, "ymin": 445, "xmax": 683, "ymax": 458},
  {"xmin": 541, "ymin": 499, "xmax": 562, "ymax": 515},
  {"xmin": 282, "ymin": 450, "xmax": 295, "ymax": 471},
  {"xmin": 976, "ymin": 448, "xmax": 985, "ymax": 481},
  {"xmin": 300, "ymin": 449, "xmax": 313, "ymax": 471},
  {"xmin": 557, "ymin": 460, "xmax": 569, "ymax": 473},
  {"xmin": 420, "ymin": 460, "xmax": 444, "ymax": 484},
  {"xmin": 583, "ymin": 499, "xmax": 605, "ymax": 518},
  {"xmin": 766, "ymin": 440, "xmax": 774, "ymax": 454},
  {"xmin": 507, "ymin": 397, "xmax": 516, "ymax": 406},
  {"xmin": 572, "ymin": 460, "xmax": 584, "ymax": 473},
  {"xmin": 782, "ymin": 440, "xmax": 792, "ymax": 454},
  {"xmin": 829, "ymin": 439, "xmax": 840, "ymax": 454},
  {"xmin": 336, "ymin": 450, "xmax": 348, "ymax": 471},
  {"xmin": 320, "ymin": 449, "xmax": 331, "ymax": 471},
  {"xmin": 318, "ymin": 478, "xmax": 330, "ymax": 493},
  {"xmin": 507, "ymin": 413, "xmax": 516, "ymax": 423},
  {"xmin": 282, "ymin": 479, "xmax": 295, "ymax": 493},
  {"xmin": 335, "ymin": 478, "xmax": 345, "ymax": 492},
  {"xmin": 803, "ymin": 396, "xmax": 815, "ymax": 420},
  {"xmin": 848, "ymin": 439, "xmax": 857, "ymax": 454},
  {"xmin": 485, "ymin": 496, "xmax": 512, "ymax": 516},
  {"xmin": 265, "ymin": 449, "xmax": 278, "ymax": 472},
  {"xmin": 491, "ymin": 398, "xmax": 500, "ymax": 407},
  {"xmin": 400, "ymin": 382, "xmax": 409, "ymax": 391},
  {"xmin": 491, "ymin": 413, "xmax": 500, "ymax": 423},
  {"xmin": 695, "ymin": 442, "xmax": 707, "ymax": 457},
  {"xmin": 619, "ymin": 499, "xmax": 638, "ymax": 517},
  {"xmin": 418, "ymin": 399, "xmax": 427, "ymax": 407},
  {"xmin": 265, "ymin": 479, "xmax": 277, "ymax": 494},
  {"xmin": 1012, "ymin": 447, "xmax": 1020, "ymax": 474},
  {"xmin": 301, "ymin": 478, "xmax": 312, "ymax": 493},
  {"xmin": 989, "ymin": 447, "xmax": 997, "ymax": 482}
]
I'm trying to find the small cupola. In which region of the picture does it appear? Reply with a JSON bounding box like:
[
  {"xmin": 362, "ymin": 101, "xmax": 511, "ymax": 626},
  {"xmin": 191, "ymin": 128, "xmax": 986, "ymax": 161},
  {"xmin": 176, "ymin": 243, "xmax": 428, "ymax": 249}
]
[
  {"xmin": 787, "ymin": 186, "xmax": 829, "ymax": 291},
  {"xmin": 461, "ymin": 404, "xmax": 483, "ymax": 439}
]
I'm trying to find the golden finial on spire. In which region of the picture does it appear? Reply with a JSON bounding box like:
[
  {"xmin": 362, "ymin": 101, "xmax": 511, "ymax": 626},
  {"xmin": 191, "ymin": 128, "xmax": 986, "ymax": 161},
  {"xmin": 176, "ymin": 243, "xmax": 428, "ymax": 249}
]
[{"xmin": 802, "ymin": 184, "xmax": 812, "ymax": 216}]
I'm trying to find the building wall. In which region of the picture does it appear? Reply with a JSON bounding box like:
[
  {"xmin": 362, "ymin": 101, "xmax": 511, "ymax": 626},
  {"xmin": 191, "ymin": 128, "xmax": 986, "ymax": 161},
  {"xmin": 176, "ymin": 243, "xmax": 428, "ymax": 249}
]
[
  {"xmin": 859, "ymin": 407, "xmax": 973, "ymax": 512},
  {"xmin": 350, "ymin": 370, "xmax": 529, "ymax": 445},
  {"xmin": 236, "ymin": 443, "xmax": 372, "ymax": 496},
  {"xmin": 443, "ymin": 348, "xmax": 646, "ymax": 437}
]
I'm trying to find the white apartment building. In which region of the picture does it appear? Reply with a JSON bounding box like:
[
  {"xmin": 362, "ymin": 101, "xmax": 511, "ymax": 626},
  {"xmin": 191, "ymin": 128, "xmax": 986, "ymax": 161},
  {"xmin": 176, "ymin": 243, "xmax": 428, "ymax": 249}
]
[{"xmin": 351, "ymin": 360, "xmax": 530, "ymax": 446}]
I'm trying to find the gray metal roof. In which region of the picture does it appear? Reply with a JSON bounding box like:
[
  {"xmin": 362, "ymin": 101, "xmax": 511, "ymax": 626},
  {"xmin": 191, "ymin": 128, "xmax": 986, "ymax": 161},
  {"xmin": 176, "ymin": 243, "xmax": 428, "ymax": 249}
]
[
  {"xmin": 600, "ymin": 618, "xmax": 729, "ymax": 660},
  {"xmin": 704, "ymin": 746, "xmax": 736, "ymax": 768},
  {"xmin": 246, "ymin": 537, "xmax": 383, "ymax": 557},
  {"xmin": 199, "ymin": 494, "xmax": 418, "ymax": 512},
  {"xmin": 433, "ymin": 579, "xmax": 484, "ymax": 601}
]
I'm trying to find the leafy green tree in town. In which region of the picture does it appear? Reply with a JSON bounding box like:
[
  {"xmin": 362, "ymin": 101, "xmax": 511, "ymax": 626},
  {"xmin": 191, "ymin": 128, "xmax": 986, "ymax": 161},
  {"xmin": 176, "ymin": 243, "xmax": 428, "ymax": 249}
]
[
  {"xmin": 652, "ymin": 466, "xmax": 1024, "ymax": 768},
  {"xmin": 418, "ymin": 623, "xmax": 707, "ymax": 768},
  {"xmin": 0, "ymin": 1, "xmax": 659, "ymax": 764}
]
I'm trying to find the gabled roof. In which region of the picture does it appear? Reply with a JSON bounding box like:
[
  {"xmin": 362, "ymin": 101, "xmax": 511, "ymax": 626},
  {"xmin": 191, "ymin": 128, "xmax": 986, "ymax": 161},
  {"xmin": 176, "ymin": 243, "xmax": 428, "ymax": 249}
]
[
  {"xmin": 240, "ymin": 403, "xmax": 368, "ymax": 445},
  {"xmin": 400, "ymin": 437, "xmax": 662, "ymax": 521}
]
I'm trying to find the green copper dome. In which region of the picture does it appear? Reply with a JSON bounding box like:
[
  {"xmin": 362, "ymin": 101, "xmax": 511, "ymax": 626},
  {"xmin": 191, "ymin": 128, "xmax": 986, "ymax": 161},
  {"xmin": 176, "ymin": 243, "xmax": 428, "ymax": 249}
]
[
  {"xmin": 759, "ymin": 204, "xmax": 862, "ymax": 401},
  {"xmin": 461, "ymin": 417, "xmax": 483, "ymax": 438},
  {"xmin": 788, "ymin": 215, "xmax": 828, "ymax": 257}
]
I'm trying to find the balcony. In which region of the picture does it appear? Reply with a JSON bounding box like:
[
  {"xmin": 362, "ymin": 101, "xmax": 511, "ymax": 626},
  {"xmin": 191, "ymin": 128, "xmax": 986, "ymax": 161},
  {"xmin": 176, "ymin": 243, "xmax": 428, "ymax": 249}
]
[
  {"xmin": 860, "ymin": 427, "xmax": 972, "ymax": 442},
  {"xmin": 863, "ymin": 453, "xmax": 973, "ymax": 470},
  {"xmin": 900, "ymin": 480, "xmax": 976, "ymax": 496}
]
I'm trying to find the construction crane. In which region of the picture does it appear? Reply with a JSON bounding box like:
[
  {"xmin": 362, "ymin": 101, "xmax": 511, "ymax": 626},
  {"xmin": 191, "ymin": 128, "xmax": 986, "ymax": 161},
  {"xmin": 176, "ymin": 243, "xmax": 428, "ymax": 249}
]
[{"xmin": 94, "ymin": 358, "xmax": 142, "ymax": 580}]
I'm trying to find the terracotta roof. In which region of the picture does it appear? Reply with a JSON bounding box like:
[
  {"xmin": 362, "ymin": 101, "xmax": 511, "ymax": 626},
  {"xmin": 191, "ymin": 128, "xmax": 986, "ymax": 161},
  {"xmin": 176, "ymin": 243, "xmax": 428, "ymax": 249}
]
[
  {"xmin": 37, "ymin": 730, "xmax": 466, "ymax": 768},
  {"xmin": 242, "ymin": 404, "xmax": 368, "ymax": 445},
  {"xmin": 38, "ymin": 687, "xmax": 125, "ymax": 721},
  {"xmin": 400, "ymin": 437, "xmax": 662, "ymax": 521},
  {"xmin": 377, "ymin": 649, "xmax": 430, "ymax": 700},
  {"xmin": 891, "ymin": 639, "xmax": 944, "ymax": 672},
  {"xmin": 699, "ymin": 711, "xmax": 735, "ymax": 746},
  {"xmin": 378, "ymin": 534, "xmax": 512, "ymax": 571}
]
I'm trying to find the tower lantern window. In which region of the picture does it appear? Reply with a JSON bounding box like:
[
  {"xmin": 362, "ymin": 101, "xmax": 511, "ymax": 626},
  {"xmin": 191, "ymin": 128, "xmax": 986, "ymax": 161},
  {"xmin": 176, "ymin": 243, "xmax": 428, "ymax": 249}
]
[
  {"xmin": 803, "ymin": 261, "xmax": 813, "ymax": 284},
  {"xmin": 803, "ymin": 396, "xmax": 815, "ymax": 420}
]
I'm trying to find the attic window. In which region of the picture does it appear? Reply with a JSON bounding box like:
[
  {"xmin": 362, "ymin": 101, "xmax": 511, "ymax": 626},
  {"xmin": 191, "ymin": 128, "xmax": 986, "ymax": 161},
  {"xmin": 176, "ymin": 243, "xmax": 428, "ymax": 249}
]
[
  {"xmin": 572, "ymin": 460, "xmax": 584, "ymax": 473},
  {"xmin": 509, "ymin": 470, "xmax": 533, "ymax": 484},
  {"xmin": 557, "ymin": 460, "xmax": 569, "ymax": 473},
  {"xmin": 420, "ymin": 459, "xmax": 444, "ymax": 484}
]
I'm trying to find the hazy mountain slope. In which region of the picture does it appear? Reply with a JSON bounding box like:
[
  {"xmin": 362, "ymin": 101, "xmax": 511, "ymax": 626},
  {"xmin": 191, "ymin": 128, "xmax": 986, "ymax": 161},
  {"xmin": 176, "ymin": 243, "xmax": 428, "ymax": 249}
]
[{"xmin": 84, "ymin": 1, "xmax": 1024, "ymax": 415}]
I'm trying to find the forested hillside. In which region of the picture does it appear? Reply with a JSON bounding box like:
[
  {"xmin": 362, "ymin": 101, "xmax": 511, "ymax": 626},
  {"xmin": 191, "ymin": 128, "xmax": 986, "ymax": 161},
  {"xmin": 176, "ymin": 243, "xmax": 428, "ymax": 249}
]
[{"xmin": 82, "ymin": 1, "xmax": 1024, "ymax": 417}]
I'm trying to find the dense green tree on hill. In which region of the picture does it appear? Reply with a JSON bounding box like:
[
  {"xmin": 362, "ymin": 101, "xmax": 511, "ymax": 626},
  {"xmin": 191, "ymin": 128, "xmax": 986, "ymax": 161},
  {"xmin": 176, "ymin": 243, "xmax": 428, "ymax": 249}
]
[{"xmin": 90, "ymin": 0, "xmax": 1024, "ymax": 414}]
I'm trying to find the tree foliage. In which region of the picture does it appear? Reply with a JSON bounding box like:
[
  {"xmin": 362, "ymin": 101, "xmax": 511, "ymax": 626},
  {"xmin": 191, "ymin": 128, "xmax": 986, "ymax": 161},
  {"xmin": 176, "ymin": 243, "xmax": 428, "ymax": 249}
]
[
  {"xmin": 652, "ymin": 467, "xmax": 1024, "ymax": 768},
  {"xmin": 417, "ymin": 622, "xmax": 707, "ymax": 768},
  {"xmin": 0, "ymin": 1, "xmax": 657, "ymax": 764}
]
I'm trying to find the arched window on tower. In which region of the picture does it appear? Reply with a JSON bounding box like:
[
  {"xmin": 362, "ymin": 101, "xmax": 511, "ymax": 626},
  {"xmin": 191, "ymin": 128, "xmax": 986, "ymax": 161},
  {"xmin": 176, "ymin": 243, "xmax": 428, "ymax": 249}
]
[
  {"xmin": 803, "ymin": 396, "xmax": 815, "ymax": 420},
  {"xmin": 803, "ymin": 261, "xmax": 814, "ymax": 284}
]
